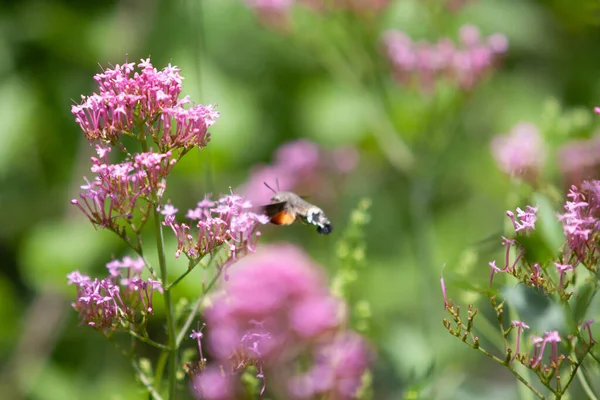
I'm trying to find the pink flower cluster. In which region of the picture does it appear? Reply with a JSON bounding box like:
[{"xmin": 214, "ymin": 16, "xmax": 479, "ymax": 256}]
[
  {"xmin": 558, "ymin": 181, "xmax": 600, "ymax": 265},
  {"xmin": 382, "ymin": 25, "xmax": 508, "ymax": 91},
  {"xmin": 71, "ymin": 58, "xmax": 220, "ymax": 236},
  {"xmin": 192, "ymin": 244, "xmax": 372, "ymax": 399},
  {"xmin": 506, "ymin": 205, "xmax": 539, "ymax": 234},
  {"xmin": 491, "ymin": 122, "xmax": 547, "ymax": 182},
  {"xmin": 244, "ymin": 0, "xmax": 390, "ymax": 14},
  {"xmin": 488, "ymin": 206, "xmax": 539, "ymax": 286},
  {"xmin": 302, "ymin": 0, "xmax": 390, "ymax": 13},
  {"xmin": 72, "ymin": 145, "xmax": 176, "ymax": 230},
  {"xmin": 162, "ymin": 194, "xmax": 269, "ymax": 261},
  {"xmin": 72, "ymin": 58, "xmax": 218, "ymax": 152},
  {"xmin": 241, "ymin": 139, "xmax": 358, "ymax": 205},
  {"xmin": 67, "ymin": 256, "xmax": 162, "ymax": 331}
]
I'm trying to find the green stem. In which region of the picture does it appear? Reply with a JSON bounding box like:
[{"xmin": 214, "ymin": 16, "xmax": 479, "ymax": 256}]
[
  {"xmin": 109, "ymin": 337, "xmax": 164, "ymax": 400},
  {"xmin": 508, "ymin": 306, "xmax": 535, "ymax": 400},
  {"xmin": 576, "ymin": 363, "xmax": 599, "ymax": 400},
  {"xmin": 167, "ymin": 257, "xmax": 207, "ymax": 291},
  {"xmin": 457, "ymin": 337, "xmax": 545, "ymax": 399},
  {"xmin": 175, "ymin": 266, "xmax": 223, "ymax": 347},
  {"xmin": 154, "ymin": 350, "xmax": 169, "ymax": 393},
  {"xmin": 153, "ymin": 206, "xmax": 178, "ymax": 399},
  {"xmin": 128, "ymin": 330, "xmax": 171, "ymax": 351},
  {"xmin": 131, "ymin": 359, "xmax": 165, "ymax": 400}
]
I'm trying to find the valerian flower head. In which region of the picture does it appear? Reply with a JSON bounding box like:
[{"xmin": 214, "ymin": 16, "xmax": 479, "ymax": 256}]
[
  {"xmin": 67, "ymin": 256, "xmax": 161, "ymax": 331},
  {"xmin": 491, "ymin": 122, "xmax": 546, "ymax": 181},
  {"xmin": 163, "ymin": 193, "xmax": 268, "ymax": 260},
  {"xmin": 71, "ymin": 145, "xmax": 176, "ymax": 230},
  {"xmin": 530, "ymin": 330, "xmax": 562, "ymax": 368},
  {"xmin": 557, "ymin": 181, "xmax": 600, "ymax": 263},
  {"xmin": 382, "ymin": 25, "xmax": 508, "ymax": 92},
  {"xmin": 72, "ymin": 57, "xmax": 218, "ymax": 153}
]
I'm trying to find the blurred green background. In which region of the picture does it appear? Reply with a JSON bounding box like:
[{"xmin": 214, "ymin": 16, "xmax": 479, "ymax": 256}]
[{"xmin": 2, "ymin": 0, "xmax": 600, "ymax": 399}]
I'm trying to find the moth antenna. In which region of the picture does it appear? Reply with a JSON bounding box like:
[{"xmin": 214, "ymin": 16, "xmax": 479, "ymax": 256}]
[
  {"xmin": 264, "ymin": 181, "xmax": 277, "ymax": 194},
  {"xmin": 276, "ymin": 178, "xmax": 280, "ymax": 191}
]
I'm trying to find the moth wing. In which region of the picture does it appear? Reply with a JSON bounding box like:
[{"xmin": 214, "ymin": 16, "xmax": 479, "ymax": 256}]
[
  {"xmin": 260, "ymin": 202, "xmax": 297, "ymax": 225},
  {"xmin": 260, "ymin": 202, "xmax": 287, "ymax": 218}
]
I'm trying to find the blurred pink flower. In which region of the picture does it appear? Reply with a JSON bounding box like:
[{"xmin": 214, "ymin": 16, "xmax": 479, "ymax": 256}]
[
  {"xmin": 383, "ymin": 25, "xmax": 507, "ymax": 91},
  {"xmin": 206, "ymin": 244, "xmax": 342, "ymax": 361},
  {"xmin": 301, "ymin": 0, "xmax": 390, "ymax": 13},
  {"xmin": 192, "ymin": 366, "xmax": 234, "ymax": 400},
  {"xmin": 557, "ymin": 136, "xmax": 600, "ymax": 186},
  {"xmin": 491, "ymin": 122, "xmax": 546, "ymax": 181},
  {"xmin": 240, "ymin": 139, "xmax": 359, "ymax": 205},
  {"xmin": 289, "ymin": 331, "xmax": 372, "ymax": 399},
  {"xmin": 245, "ymin": 0, "xmax": 294, "ymax": 11},
  {"xmin": 443, "ymin": 0, "xmax": 476, "ymax": 12},
  {"xmin": 192, "ymin": 244, "xmax": 371, "ymax": 399}
]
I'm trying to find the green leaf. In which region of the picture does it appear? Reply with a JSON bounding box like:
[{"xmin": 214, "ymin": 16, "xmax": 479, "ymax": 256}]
[
  {"xmin": 570, "ymin": 280, "xmax": 596, "ymax": 327},
  {"xmin": 532, "ymin": 192, "xmax": 564, "ymax": 254}
]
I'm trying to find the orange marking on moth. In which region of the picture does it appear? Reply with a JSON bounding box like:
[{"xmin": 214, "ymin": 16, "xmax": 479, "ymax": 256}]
[{"xmin": 270, "ymin": 211, "xmax": 296, "ymax": 225}]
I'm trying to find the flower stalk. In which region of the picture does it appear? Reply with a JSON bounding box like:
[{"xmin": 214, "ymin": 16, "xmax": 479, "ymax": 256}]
[{"xmin": 153, "ymin": 204, "xmax": 178, "ymax": 399}]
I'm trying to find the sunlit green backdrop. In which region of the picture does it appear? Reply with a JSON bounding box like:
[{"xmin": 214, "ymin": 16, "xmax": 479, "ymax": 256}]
[{"xmin": 2, "ymin": 0, "xmax": 600, "ymax": 399}]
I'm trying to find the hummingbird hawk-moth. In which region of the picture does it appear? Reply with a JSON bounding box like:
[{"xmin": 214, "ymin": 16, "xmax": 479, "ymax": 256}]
[{"xmin": 261, "ymin": 182, "xmax": 333, "ymax": 235}]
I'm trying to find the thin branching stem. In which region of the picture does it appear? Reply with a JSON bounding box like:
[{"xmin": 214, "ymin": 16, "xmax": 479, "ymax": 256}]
[
  {"xmin": 175, "ymin": 266, "xmax": 223, "ymax": 347},
  {"xmin": 128, "ymin": 330, "xmax": 171, "ymax": 351}
]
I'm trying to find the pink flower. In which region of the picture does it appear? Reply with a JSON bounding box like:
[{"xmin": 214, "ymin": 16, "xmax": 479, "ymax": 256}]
[
  {"xmin": 554, "ymin": 262, "xmax": 573, "ymax": 289},
  {"xmin": 245, "ymin": 0, "xmax": 294, "ymax": 11},
  {"xmin": 72, "ymin": 58, "xmax": 218, "ymax": 152},
  {"xmin": 240, "ymin": 139, "xmax": 359, "ymax": 205},
  {"xmin": 557, "ymin": 136, "xmax": 600, "ymax": 186},
  {"xmin": 491, "ymin": 122, "xmax": 546, "ymax": 180},
  {"xmin": 289, "ymin": 332, "xmax": 373, "ymax": 399},
  {"xmin": 557, "ymin": 182, "xmax": 600, "ymax": 262},
  {"xmin": 511, "ymin": 320, "xmax": 530, "ymax": 361},
  {"xmin": 206, "ymin": 245, "xmax": 342, "ymax": 360},
  {"xmin": 531, "ymin": 330, "xmax": 562, "ymax": 368},
  {"xmin": 67, "ymin": 257, "xmax": 161, "ymax": 330},
  {"xmin": 581, "ymin": 320, "xmax": 596, "ymax": 344},
  {"xmin": 196, "ymin": 245, "xmax": 355, "ymax": 396},
  {"xmin": 163, "ymin": 193, "xmax": 268, "ymax": 260},
  {"xmin": 383, "ymin": 25, "xmax": 507, "ymax": 92},
  {"xmin": 506, "ymin": 205, "xmax": 538, "ymax": 234},
  {"xmin": 192, "ymin": 366, "xmax": 233, "ymax": 400},
  {"xmin": 301, "ymin": 0, "xmax": 390, "ymax": 13},
  {"xmin": 71, "ymin": 146, "xmax": 176, "ymax": 229}
]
